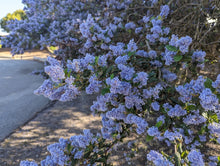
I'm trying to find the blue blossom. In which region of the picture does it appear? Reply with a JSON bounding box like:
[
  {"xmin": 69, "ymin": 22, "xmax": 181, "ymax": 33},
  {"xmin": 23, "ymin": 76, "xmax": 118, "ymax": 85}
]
[
  {"xmin": 126, "ymin": 114, "xmax": 148, "ymax": 134},
  {"xmin": 125, "ymin": 22, "xmax": 136, "ymax": 29},
  {"xmin": 147, "ymin": 150, "xmax": 174, "ymax": 166},
  {"xmin": 84, "ymin": 39, "xmax": 93, "ymax": 49},
  {"xmin": 109, "ymin": 23, "xmax": 117, "ymax": 32},
  {"xmin": 143, "ymin": 84, "xmax": 163, "ymax": 99},
  {"xmin": 163, "ymin": 27, "xmax": 170, "ymax": 35},
  {"xmin": 169, "ymin": 34, "xmax": 179, "ymax": 47},
  {"xmin": 162, "ymin": 69, "xmax": 177, "ymax": 82},
  {"xmin": 163, "ymin": 103, "xmax": 173, "ymax": 111},
  {"xmin": 167, "ymin": 105, "xmax": 187, "ymax": 117},
  {"xmin": 49, "ymin": 86, "xmax": 65, "ymax": 101},
  {"xmin": 74, "ymin": 150, "xmax": 84, "ymax": 159},
  {"xmin": 135, "ymin": 27, "xmax": 143, "ymax": 34},
  {"xmin": 81, "ymin": 53, "xmax": 95, "ymax": 68},
  {"xmin": 118, "ymin": 64, "xmax": 135, "ymax": 80},
  {"xmin": 147, "ymin": 126, "xmax": 161, "ymax": 137},
  {"xmin": 151, "ymin": 101, "xmax": 160, "ymax": 111},
  {"xmin": 150, "ymin": 0, "xmax": 158, "ymax": 6},
  {"xmin": 151, "ymin": 25, "xmax": 162, "ymax": 35},
  {"xmin": 70, "ymin": 130, "xmax": 93, "ymax": 148},
  {"xmin": 163, "ymin": 53, "xmax": 173, "ymax": 66},
  {"xmin": 199, "ymin": 135, "xmax": 206, "ymax": 142},
  {"xmin": 86, "ymin": 75, "xmax": 102, "ymax": 94},
  {"xmin": 67, "ymin": 59, "xmax": 81, "ymax": 72},
  {"xmin": 60, "ymin": 85, "xmax": 80, "ymax": 101},
  {"xmin": 183, "ymin": 114, "xmax": 206, "ymax": 125},
  {"xmin": 125, "ymin": 94, "xmax": 144, "ymax": 110},
  {"xmin": 190, "ymin": 76, "xmax": 206, "ymax": 93},
  {"xmin": 176, "ymin": 36, "xmax": 192, "ymax": 54},
  {"xmin": 79, "ymin": 14, "xmax": 94, "ymax": 38},
  {"xmin": 133, "ymin": 72, "xmax": 149, "ymax": 87},
  {"xmin": 127, "ymin": 39, "xmax": 138, "ymax": 52},
  {"xmin": 34, "ymin": 79, "xmax": 54, "ymax": 98},
  {"xmin": 209, "ymin": 156, "xmax": 218, "ymax": 162},
  {"xmin": 164, "ymin": 130, "xmax": 182, "ymax": 141},
  {"xmin": 136, "ymin": 50, "xmax": 148, "ymax": 57},
  {"xmin": 146, "ymin": 34, "xmax": 156, "ymax": 43},
  {"xmin": 159, "ymin": 37, "xmax": 169, "ymax": 44},
  {"xmin": 41, "ymin": 156, "xmax": 56, "ymax": 166},
  {"xmin": 47, "ymin": 56, "xmax": 61, "ymax": 66},
  {"xmin": 113, "ymin": 17, "xmax": 122, "ymax": 24},
  {"xmin": 106, "ymin": 104, "xmax": 126, "ymax": 120},
  {"xmin": 101, "ymin": 115, "xmax": 117, "ymax": 139},
  {"xmin": 212, "ymin": 74, "xmax": 220, "ymax": 93},
  {"xmin": 90, "ymin": 94, "xmax": 108, "ymax": 113},
  {"xmin": 47, "ymin": 142, "xmax": 69, "ymax": 165},
  {"xmin": 109, "ymin": 42, "xmax": 125, "ymax": 56},
  {"xmin": 192, "ymin": 50, "xmax": 206, "ymax": 62},
  {"xmin": 20, "ymin": 161, "xmax": 38, "ymax": 166},
  {"xmin": 199, "ymin": 88, "xmax": 219, "ymax": 111},
  {"xmin": 150, "ymin": 60, "xmax": 163, "ymax": 67},
  {"xmin": 148, "ymin": 50, "xmax": 157, "ymax": 59},
  {"xmin": 157, "ymin": 115, "xmax": 166, "ymax": 124},
  {"xmin": 184, "ymin": 135, "xmax": 194, "ymax": 144},
  {"xmin": 208, "ymin": 122, "xmax": 220, "ymax": 143},
  {"xmin": 65, "ymin": 76, "xmax": 75, "ymax": 85},
  {"xmin": 176, "ymin": 85, "xmax": 192, "ymax": 103},
  {"xmin": 188, "ymin": 150, "xmax": 205, "ymax": 166},
  {"xmin": 142, "ymin": 16, "xmax": 150, "ymax": 23},
  {"xmin": 44, "ymin": 65, "xmax": 65, "ymax": 83},
  {"xmin": 115, "ymin": 55, "xmax": 129, "ymax": 65},
  {"xmin": 98, "ymin": 54, "xmax": 108, "ymax": 67},
  {"xmin": 151, "ymin": 19, "xmax": 162, "ymax": 27},
  {"xmin": 163, "ymin": 48, "xmax": 177, "ymax": 65},
  {"xmin": 107, "ymin": 77, "xmax": 132, "ymax": 95},
  {"xmin": 160, "ymin": 5, "xmax": 170, "ymax": 18},
  {"xmin": 209, "ymin": 162, "xmax": 218, "ymax": 166}
]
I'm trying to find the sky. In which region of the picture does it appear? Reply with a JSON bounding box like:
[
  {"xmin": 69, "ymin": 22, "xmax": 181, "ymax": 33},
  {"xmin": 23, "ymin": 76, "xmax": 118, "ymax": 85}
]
[{"xmin": 0, "ymin": 0, "xmax": 24, "ymax": 34}]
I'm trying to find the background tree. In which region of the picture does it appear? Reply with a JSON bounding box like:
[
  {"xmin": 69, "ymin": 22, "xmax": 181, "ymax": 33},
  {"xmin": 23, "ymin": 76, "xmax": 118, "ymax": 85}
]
[{"xmin": 0, "ymin": 9, "xmax": 27, "ymax": 32}]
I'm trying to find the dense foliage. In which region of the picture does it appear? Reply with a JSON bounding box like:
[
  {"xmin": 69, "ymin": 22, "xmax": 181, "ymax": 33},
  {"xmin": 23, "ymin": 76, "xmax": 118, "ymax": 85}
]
[{"xmin": 2, "ymin": 0, "xmax": 220, "ymax": 165}]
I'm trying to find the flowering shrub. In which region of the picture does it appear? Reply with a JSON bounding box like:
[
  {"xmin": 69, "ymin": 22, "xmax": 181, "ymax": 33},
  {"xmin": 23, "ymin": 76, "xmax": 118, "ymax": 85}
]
[{"xmin": 2, "ymin": 0, "xmax": 220, "ymax": 165}]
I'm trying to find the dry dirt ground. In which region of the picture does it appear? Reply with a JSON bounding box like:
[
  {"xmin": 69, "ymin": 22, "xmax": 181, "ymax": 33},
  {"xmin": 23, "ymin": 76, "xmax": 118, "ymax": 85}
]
[
  {"xmin": 0, "ymin": 48, "xmax": 49, "ymax": 61},
  {"xmin": 0, "ymin": 49, "xmax": 219, "ymax": 165}
]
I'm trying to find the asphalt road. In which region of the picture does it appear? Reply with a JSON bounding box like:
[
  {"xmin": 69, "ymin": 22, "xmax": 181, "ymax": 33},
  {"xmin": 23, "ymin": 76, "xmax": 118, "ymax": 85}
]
[{"xmin": 0, "ymin": 58, "xmax": 50, "ymax": 141}]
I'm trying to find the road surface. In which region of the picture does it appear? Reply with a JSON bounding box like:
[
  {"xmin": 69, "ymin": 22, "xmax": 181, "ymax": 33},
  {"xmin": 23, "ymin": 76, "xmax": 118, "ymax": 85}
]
[{"xmin": 0, "ymin": 50, "xmax": 50, "ymax": 141}]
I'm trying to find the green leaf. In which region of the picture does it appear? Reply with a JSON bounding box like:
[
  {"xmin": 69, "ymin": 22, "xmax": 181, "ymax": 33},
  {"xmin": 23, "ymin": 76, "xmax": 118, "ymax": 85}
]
[
  {"xmin": 165, "ymin": 45, "xmax": 178, "ymax": 52},
  {"xmin": 67, "ymin": 70, "xmax": 72, "ymax": 78},
  {"xmin": 204, "ymin": 78, "xmax": 215, "ymax": 92},
  {"xmin": 199, "ymin": 126, "xmax": 206, "ymax": 135},
  {"xmin": 210, "ymin": 113, "xmax": 219, "ymax": 123},
  {"xmin": 101, "ymin": 88, "xmax": 110, "ymax": 95},
  {"xmin": 95, "ymin": 56, "xmax": 99, "ymax": 65},
  {"xmin": 158, "ymin": 15, "xmax": 162, "ymax": 20},
  {"xmin": 217, "ymin": 94, "xmax": 220, "ymax": 100},
  {"xmin": 146, "ymin": 135, "xmax": 154, "ymax": 142},
  {"xmin": 128, "ymin": 51, "xmax": 135, "ymax": 57},
  {"xmin": 181, "ymin": 151, "xmax": 189, "ymax": 158},
  {"xmin": 173, "ymin": 54, "xmax": 183, "ymax": 62},
  {"xmin": 155, "ymin": 121, "xmax": 163, "ymax": 128},
  {"xmin": 186, "ymin": 104, "xmax": 196, "ymax": 111},
  {"xmin": 110, "ymin": 73, "xmax": 114, "ymax": 79}
]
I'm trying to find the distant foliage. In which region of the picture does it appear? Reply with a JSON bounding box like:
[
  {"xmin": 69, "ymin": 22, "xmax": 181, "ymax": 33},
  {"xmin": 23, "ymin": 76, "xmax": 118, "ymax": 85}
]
[{"xmin": 0, "ymin": 9, "xmax": 27, "ymax": 32}]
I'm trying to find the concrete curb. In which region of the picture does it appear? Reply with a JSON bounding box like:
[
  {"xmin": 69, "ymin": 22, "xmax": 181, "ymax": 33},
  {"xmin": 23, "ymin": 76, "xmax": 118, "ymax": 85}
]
[{"xmin": 33, "ymin": 56, "xmax": 47, "ymax": 63}]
